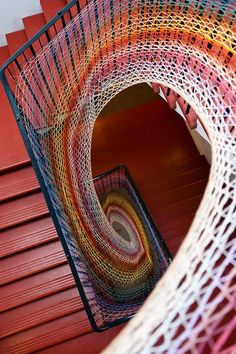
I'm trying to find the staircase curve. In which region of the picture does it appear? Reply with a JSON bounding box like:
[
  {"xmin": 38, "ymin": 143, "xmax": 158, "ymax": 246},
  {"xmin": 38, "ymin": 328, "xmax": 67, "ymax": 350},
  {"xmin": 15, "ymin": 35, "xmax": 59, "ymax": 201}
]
[{"xmin": 0, "ymin": 0, "xmax": 235, "ymax": 353}]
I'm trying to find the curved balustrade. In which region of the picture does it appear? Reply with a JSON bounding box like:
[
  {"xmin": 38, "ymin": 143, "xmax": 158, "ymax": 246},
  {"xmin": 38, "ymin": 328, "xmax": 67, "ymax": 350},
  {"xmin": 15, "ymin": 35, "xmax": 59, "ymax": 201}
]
[{"xmin": 1, "ymin": 0, "xmax": 235, "ymax": 352}]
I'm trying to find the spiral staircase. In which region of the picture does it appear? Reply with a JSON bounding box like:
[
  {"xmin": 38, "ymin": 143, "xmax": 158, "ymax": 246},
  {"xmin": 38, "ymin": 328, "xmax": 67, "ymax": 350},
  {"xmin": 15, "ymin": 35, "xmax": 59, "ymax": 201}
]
[{"xmin": 0, "ymin": 0, "xmax": 235, "ymax": 353}]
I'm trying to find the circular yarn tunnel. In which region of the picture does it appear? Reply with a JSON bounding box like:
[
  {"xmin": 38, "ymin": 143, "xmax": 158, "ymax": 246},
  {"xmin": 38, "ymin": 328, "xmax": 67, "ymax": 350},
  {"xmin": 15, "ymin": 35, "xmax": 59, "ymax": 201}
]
[{"xmin": 16, "ymin": 0, "xmax": 235, "ymax": 352}]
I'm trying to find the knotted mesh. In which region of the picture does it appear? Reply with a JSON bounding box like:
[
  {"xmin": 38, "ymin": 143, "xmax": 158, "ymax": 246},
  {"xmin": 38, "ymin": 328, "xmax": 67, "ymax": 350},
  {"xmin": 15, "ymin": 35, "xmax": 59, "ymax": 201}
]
[{"xmin": 15, "ymin": 0, "xmax": 235, "ymax": 351}]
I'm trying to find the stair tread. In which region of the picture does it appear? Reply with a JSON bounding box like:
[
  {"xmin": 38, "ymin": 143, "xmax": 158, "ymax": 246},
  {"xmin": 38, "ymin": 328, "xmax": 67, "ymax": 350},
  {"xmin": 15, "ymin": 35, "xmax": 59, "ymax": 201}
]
[
  {"xmin": 159, "ymin": 236, "xmax": 188, "ymax": 252},
  {"xmin": 66, "ymin": 0, "xmax": 87, "ymax": 18},
  {"xmin": 0, "ymin": 36, "xmax": 30, "ymax": 173},
  {"xmin": 23, "ymin": 13, "xmax": 48, "ymax": 52},
  {"xmin": 6, "ymin": 29, "xmax": 29, "ymax": 57},
  {"xmin": 0, "ymin": 264, "xmax": 75, "ymax": 311},
  {"xmin": 0, "ymin": 83, "xmax": 30, "ymax": 173},
  {"xmin": 168, "ymin": 235, "xmax": 186, "ymax": 257},
  {"xmin": 0, "ymin": 216, "xmax": 57, "ymax": 258},
  {"xmin": 158, "ymin": 211, "xmax": 195, "ymax": 235},
  {"xmin": 137, "ymin": 155, "xmax": 209, "ymax": 182},
  {"xmin": 40, "ymin": 0, "xmax": 71, "ymax": 38},
  {"xmin": 0, "ymin": 287, "xmax": 83, "ymax": 338},
  {"xmin": 1, "ymin": 310, "xmax": 92, "ymax": 354},
  {"xmin": 0, "ymin": 45, "xmax": 10, "ymax": 66},
  {"xmin": 137, "ymin": 164, "xmax": 210, "ymax": 194},
  {"xmin": 0, "ymin": 240, "xmax": 66, "ymax": 285},
  {"xmin": 23, "ymin": 13, "xmax": 47, "ymax": 40},
  {"xmin": 0, "ymin": 191, "xmax": 49, "ymax": 230},
  {"xmin": 40, "ymin": 0, "xmax": 68, "ymax": 24},
  {"xmin": 0, "ymin": 166, "xmax": 39, "ymax": 202},
  {"xmin": 152, "ymin": 194, "xmax": 203, "ymax": 224},
  {"xmin": 142, "ymin": 177, "xmax": 208, "ymax": 209},
  {"xmin": 37, "ymin": 323, "xmax": 125, "ymax": 354}
]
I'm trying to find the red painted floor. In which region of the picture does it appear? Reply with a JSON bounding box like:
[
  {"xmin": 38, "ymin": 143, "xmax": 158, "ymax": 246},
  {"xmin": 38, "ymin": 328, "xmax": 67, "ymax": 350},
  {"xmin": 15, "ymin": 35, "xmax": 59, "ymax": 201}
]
[{"xmin": 0, "ymin": 1, "xmax": 210, "ymax": 352}]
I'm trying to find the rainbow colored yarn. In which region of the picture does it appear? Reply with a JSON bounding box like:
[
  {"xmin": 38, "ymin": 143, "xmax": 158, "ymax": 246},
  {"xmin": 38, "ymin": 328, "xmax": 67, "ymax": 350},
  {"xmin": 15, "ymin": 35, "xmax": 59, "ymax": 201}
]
[
  {"xmin": 15, "ymin": 0, "xmax": 236, "ymax": 344},
  {"xmin": 93, "ymin": 166, "xmax": 170, "ymax": 316}
]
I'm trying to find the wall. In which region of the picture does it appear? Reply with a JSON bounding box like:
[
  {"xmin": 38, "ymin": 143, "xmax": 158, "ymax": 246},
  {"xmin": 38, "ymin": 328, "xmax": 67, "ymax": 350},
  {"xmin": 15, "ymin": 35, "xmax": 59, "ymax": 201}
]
[
  {"xmin": 185, "ymin": 124, "xmax": 212, "ymax": 164},
  {"xmin": 0, "ymin": 0, "xmax": 42, "ymax": 46}
]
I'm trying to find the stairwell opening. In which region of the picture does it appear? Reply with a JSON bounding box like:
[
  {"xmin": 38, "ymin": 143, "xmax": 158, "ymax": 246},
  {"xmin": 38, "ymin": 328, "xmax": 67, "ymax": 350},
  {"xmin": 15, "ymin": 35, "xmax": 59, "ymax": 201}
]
[
  {"xmin": 112, "ymin": 221, "xmax": 131, "ymax": 242},
  {"xmin": 91, "ymin": 83, "xmax": 210, "ymax": 259}
]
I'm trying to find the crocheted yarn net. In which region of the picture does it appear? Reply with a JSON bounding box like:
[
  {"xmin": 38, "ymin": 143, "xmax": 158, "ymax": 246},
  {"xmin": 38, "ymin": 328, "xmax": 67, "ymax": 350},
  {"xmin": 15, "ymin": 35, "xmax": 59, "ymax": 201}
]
[{"xmin": 16, "ymin": 0, "xmax": 235, "ymax": 351}]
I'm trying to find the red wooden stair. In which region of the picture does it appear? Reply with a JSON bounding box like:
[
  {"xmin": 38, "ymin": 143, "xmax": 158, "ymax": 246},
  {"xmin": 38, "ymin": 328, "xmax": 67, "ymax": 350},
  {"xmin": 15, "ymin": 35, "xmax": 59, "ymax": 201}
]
[
  {"xmin": 0, "ymin": 1, "xmax": 210, "ymax": 352},
  {"xmin": 151, "ymin": 82, "xmax": 199, "ymax": 129}
]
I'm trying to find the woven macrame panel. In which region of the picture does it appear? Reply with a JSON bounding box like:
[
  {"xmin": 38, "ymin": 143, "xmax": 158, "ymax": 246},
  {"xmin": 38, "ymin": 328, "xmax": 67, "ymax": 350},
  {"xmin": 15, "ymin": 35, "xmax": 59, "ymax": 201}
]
[{"xmin": 16, "ymin": 0, "xmax": 235, "ymax": 350}]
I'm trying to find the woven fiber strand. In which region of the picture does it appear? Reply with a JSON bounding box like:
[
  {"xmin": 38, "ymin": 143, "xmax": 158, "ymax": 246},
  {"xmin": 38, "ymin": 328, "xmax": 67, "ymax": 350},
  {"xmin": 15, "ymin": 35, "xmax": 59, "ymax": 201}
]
[
  {"xmin": 94, "ymin": 165, "xmax": 170, "ymax": 313},
  {"xmin": 15, "ymin": 0, "xmax": 235, "ymax": 351}
]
